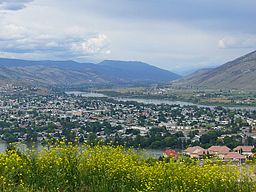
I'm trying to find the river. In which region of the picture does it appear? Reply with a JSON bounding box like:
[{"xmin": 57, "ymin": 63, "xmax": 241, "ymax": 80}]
[
  {"xmin": 65, "ymin": 91, "xmax": 256, "ymax": 111},
  {"xmin": 4, "ymin": 91, "xmax": 241, "ymax": 155},
  {"xmin": 0, "ymin": 141, "xmax": 163, "ymax": 158}
]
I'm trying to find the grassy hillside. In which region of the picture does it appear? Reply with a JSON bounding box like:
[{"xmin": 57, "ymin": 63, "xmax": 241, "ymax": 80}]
[
  {"xmin": 0, "ymin": 58, "xmax": 180, "ymax": 86},
  {"xmin": 0, "ymin": 144, "xmax": 255, "ymax": 192},
  {"xmin": 176, "ymin": 50, "xmax": 256, "ymax": 89}
]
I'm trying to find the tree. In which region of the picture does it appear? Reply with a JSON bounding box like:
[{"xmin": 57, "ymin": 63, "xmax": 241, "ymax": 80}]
[
  {"xmin": 158, "ymin": 112, "xmax": 167, "ymax": 123},
  {"xmin": 252, "ymin": 147, "xmax": 256, "ymax": 154}
]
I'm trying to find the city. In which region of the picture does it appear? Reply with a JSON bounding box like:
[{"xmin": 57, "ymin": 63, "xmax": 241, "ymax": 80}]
[
  {"xmin": 0, "ymin": 0, "xmax": 256, "ymax": 191},
  {"xmin": 1, "ymin": 85, "xmax": 256, "ymax": 154}
]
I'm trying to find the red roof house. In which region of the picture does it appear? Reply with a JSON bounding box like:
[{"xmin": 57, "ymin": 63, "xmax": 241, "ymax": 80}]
[
  {"xmin": 224, "ymin": 152, "xmax": 246, "ymax": 163},
  {"xmin": 163, "ymin": 149, "xmax": 178, "ymax": 159},
  {"xmin": 184, "ymin": 146, "xmax": 207, "ymax": 158},
  {"xmin": 233, "ymin": 146, "xmax": 254, "ymax": 155},
  {"xmin": 208, "ymin": 146, "xmax": 230, "ymax": 154},
  {"xmin": 208, "ymin": 146, "xmax": 230, "ymax": 158}
]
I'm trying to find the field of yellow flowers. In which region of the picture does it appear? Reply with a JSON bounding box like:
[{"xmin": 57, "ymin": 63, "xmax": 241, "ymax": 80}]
[{"xmin": 0, "ymin": 143, "xmax": 255, "ymax": 192}]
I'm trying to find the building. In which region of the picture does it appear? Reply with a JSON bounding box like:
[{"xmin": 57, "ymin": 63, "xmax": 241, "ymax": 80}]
[
  {"xmin": 233, "ymin": 146, "xmax": 254, "ymax": 156},
  {"xmin": 208, "ymin": 146, "xmax": 230, "ymax": 158},
  {"xmin": 184, "ymin": 146, "xmax": 207, "ymax": 158},
  {"xmin": 163, "ymin": 149, "xmax": 178, "ymax": 159},
  {"xmin": 223, "ymin": 152, "xmax": 246, "ymax": 163}
]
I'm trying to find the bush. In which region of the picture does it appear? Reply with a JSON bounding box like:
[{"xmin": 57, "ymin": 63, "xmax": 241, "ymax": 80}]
[{"xmin": 0, "ymin": 143, "xmax": 255, "ymax": 191}]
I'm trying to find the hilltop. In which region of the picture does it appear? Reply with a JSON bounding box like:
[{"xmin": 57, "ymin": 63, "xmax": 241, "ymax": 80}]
[
  {"xmin": 0, "ymin": 58, "xmax": 180, "ymax": 86},
  {"xmin": 176, "ymin": 50, "xmax": 256, "ymax": 89}
]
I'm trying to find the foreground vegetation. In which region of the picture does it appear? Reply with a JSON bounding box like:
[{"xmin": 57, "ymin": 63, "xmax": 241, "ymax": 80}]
[{"xmin": 0, "ymin": 143, "xmax": 255, "ymax": 192}]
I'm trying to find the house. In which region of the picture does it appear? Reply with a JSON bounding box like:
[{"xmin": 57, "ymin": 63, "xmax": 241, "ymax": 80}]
[
  {"xmin": 184, "ymin": 146, "xmax": 207, "ymax": 158},
  {"xmin": 233, "ymin": 146, "xmax": 254, "ymax": 156},
  {"xmin": 191, "ymin": 135, "xmax": 201, "ymax": 143},
  {"xmin": 163, "ymin": 149, "xmax": 178, "ymax": 159},
  {"xmin": 208, "ymin": 146, "xmax": 230, "ymax": 158},
  {"xmin": 223, "ymin": 152, "xmax": 246, "ymax": 163}
]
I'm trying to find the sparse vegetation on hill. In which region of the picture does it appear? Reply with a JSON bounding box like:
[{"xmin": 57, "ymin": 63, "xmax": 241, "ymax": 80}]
[
  {"xmin": 0, "ymin": 143, "xmax": 255, "ymax": 192},
  {"xmin": 176, "ymin": 50, "xmax": 256, "ymax": 89},
  {"xmin": 0, "ymin": 58, "xmax": 180, "ymax": 86}
]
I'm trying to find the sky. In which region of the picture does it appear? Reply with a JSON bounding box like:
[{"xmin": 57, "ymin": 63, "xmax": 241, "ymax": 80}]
[{"xmin": 0, "ymin": 0, "xmax": 256, "ymax": 74}]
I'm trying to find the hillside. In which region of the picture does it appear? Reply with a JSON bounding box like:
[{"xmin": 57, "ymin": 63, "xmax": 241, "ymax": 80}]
[
  {"xmin": 98, "ymin": 60, "xmax": 180, "ymax": 82},
  {"xmin": 0, "ymin": 58, "xmax": 180, "ymax": 86},
  {"xmin": 177, "ymin": 50, "xmax": 256, "ymax": 89},
  {"xmin": 177, "ymin": 68, "xmax": 213, "ymax": 85}
]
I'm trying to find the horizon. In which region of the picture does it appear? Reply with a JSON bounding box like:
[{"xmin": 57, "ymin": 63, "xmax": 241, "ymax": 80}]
[
  {"xmin": 0, "ymin": 0, "xmax": 256, "ymax": 74},
  {"xmin": 1, "ymin": 49, "xmax": 254, "ymax": 76}
]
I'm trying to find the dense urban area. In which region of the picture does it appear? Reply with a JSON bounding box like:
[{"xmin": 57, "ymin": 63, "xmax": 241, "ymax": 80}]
[{"xmin": 1, "ymin": 84, "xmax": 256, "ymax": 152}]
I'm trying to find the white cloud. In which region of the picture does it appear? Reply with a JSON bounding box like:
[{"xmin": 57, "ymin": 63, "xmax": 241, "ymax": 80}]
[
  {"xmin": 0, "ymin": 22, "xmax": 111, "ymax": 59},
  {"xmin": 217, "ymin": 39, "xmax": 226, "ymax": 49},
  {"xmin": 0, "ymin": 24, "xmax": 27, "ymax": 40},
  {"xmin": 218, "ymin": 35, "xmax": 256, "ymax": 49},
  {"xmin": 71, "ymin": 34, "xmax": 110, "ymax": 55},
  {"xmin": 105, "ymin": 50, "xmax": 111, "ymax": 54}
]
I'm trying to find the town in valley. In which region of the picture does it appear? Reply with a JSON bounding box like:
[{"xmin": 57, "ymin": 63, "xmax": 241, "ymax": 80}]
[{"xmin": 1, "ymin": 84, "xmax": 256, "ymax": 162}]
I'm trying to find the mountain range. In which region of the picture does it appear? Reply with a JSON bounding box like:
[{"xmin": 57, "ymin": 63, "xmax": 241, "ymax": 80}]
[
  {"xmin": 1, "ymin": 50, "xmax": 256, "ymax": 89},
  {"xmin": 0, "ymin": 59, "xmax": 180, "ymax": 86},
  {"xmin": 176, "ymin": 50, "xmax": 256, "ymax": 90}
]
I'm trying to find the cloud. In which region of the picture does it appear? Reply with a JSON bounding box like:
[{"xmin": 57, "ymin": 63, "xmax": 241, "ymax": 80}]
[
  {"xmin": 218, "ymin": 35, "xmax": 256, "ymax": 49},
  {"xmin": 0, "ymin": 24, "xmax": 27, "ymax": 40},
  {"xmin": 71, "ymin": 34, "xmax": 110, "ymax": 55},
  {"xmin": 0, "ymin": 0, "xmax": 33, "ymax": 11},
  {"xmin": 70, "ymin": 0, "xmax": 256, "ymax": 33},
  {"xmin": 217, "ymin": 39, "xmax": 226, "ymax": 49},
  {"xmin": 0, "ymin": 0, "xmax": 255, "ymax": 72},
  {"xmin": 0, "ymin": 23, "xmax": 111, "ymax": 59}
]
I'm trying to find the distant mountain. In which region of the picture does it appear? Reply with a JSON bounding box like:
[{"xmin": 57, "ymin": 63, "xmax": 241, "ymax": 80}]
[
  {"xmin": 98, "ymin": 60, "xmax": 180, "ymax": 82},
  {"xmin": 0, "ymin": 58, "xmax": 180, "ymax": 86},
  {"xmin": 177, "ymin": 68, "xmax": 213, "ymax": 84},
  {"xmin": 176, "ymin": 50, "xmax": 256, "ymax": 89}
]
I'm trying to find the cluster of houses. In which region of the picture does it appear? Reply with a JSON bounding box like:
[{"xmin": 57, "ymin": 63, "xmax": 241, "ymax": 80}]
[
  {"xmin": 185, "ymin": 145, "xmax": 254, "ymax": 163},
  {"xmin": 163, "ymin": 145, "xmax": 254, "ymax": 163}
]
